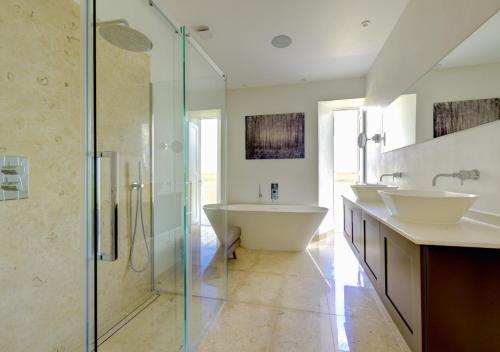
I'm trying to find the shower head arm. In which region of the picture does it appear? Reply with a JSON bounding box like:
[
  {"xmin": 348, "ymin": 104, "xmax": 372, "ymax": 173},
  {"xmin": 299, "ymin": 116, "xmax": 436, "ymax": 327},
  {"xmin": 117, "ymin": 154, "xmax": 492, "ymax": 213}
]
[{"xmin": 96, "ymin": 19, "xmax": 130, "ymax": 27}]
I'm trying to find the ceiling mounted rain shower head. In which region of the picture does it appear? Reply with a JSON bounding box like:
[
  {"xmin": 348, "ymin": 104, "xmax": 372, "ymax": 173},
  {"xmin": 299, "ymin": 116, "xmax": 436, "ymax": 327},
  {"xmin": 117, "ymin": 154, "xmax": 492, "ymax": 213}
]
[{"xmin": 97, "ymin": 19, "xmax": 153, "ymax": 53}]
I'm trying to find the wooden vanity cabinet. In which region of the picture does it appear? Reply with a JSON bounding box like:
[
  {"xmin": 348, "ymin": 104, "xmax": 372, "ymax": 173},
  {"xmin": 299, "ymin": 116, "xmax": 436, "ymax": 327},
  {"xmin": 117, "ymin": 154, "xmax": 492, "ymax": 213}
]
[
  {"xmin": 343, "ymin": 199, "xmax": 421, "ymax": 351},
  {"xmin": 342, "ymin": 197, "xmax": 500, "ymax": 352},
  {"xmin": 421, "ymin": 246, "xmax": 500, "ymax": 351}
]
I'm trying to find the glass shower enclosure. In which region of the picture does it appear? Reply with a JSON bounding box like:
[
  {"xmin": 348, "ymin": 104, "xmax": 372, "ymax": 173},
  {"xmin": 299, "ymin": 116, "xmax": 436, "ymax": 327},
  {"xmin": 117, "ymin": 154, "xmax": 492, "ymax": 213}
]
[
  {"xmin": 0, "ymin": 0, "xmax": 227, "ymax": 351},
  {"xmin": 88, "ymin": 1, "xmax": 228, "ymax": 351}
]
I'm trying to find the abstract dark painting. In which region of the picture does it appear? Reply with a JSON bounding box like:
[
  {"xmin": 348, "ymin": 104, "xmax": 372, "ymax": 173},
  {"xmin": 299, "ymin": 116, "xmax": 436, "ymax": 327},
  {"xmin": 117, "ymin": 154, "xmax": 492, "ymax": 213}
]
[
  {"xmin": 245, "ymin": 112, "xmax": 305, "ymax": 159},
  {"xmin": 433, "ymin": 98, "xmax": 500, "ymax": 138}
]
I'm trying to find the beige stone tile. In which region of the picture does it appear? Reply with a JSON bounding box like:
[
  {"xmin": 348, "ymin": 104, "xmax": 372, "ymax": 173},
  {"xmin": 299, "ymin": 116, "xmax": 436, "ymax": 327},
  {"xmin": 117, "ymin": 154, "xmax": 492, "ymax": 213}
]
[
  {"xmin": 327, "ymin": 282, "xmax": 390, "ymax": 321},
  {"xmin": 228, "ymin": 271, "xmax": 287, "ymax": 308},
  {"xmin": 251, "ymin": 250, "xmax": 325, "ymax": 278},
  {"xmin": 279, "ymin": 275, "xmax": 332, "ymax": 313},
  {"xmin": 308, "ymin": 234, "xmax": 373, "ymax": 289},
  {"xmin": 269, "ymin": 309, "xmax": 335, "ymax": 352},
  {"xmin": 230, "ymin": 269, "xmax": 334, "ymax": 314},
  {"xmin": 228, "ymin": 247, "xmax": 260, "ymax": 271},
  {"xmin": 306, "ymin": 245, "xmax": 336, "ymax": 278},
  {"xmin": 330, "ymin": 314, "xmax": 410, "ymax": 352},
  {"xmin": 189, "ymin": 296, "xmax": 224, "ymax": 345},
  {"xmin": 308, "ymin": 234, "xmax": 337, "ymax": 248},
  {"xmin": 99, "ymin": 340, "xmax": 168, "ymax": 352},
  {"xmin": 103, "ymin": 294, "xmax": 184, "ymax": 352},
  {"xmin": 192, "ymin": 264, "xmax": 227, "ymax": 300},
  {"xmin": 198, "ymin": 302, "xmax": 336, "ymax": 352},
  {"xmin": 198, "ymin": 302, "xmax": 276, "ymax": 352},
  {"xmin": 0, "ymin": 0, "xmax": 87, "ymax": 350}
]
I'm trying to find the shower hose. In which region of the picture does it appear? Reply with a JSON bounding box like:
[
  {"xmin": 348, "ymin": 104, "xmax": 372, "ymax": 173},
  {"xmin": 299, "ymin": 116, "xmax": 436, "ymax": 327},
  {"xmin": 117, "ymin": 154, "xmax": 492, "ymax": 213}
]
[{"xmin": 129, "ymin": 174, "xmax": 150, "ymax": 273}]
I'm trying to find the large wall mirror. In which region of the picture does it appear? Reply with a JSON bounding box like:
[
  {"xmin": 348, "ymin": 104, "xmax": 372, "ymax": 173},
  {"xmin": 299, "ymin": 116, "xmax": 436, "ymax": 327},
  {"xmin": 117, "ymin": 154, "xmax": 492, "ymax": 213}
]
[{"xmin": 382, "ymin": 11, "xmax": 500, "ymax": 152}]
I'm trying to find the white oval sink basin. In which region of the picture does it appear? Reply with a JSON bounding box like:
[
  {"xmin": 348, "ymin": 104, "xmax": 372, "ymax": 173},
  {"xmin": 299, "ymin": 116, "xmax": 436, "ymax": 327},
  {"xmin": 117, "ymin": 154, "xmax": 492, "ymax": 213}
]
[
  {"xmin": 351, "ymin": 184, "xmax": 398, "ymax": 202},
  {"xmin": 378, "ymin": 189, "xmax": 479, "ymax": 224}
]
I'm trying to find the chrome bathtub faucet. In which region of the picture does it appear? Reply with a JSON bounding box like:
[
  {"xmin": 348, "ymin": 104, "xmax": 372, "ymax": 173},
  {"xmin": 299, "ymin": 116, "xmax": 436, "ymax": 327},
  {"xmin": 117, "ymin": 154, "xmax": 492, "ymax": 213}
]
[
  {"xmin": 271, "ymin": 183, "xmax": 279, "ymax": 201},
  {"xmin": 432, "ymin": 169, "xmax": 480, "ymax": 186}
]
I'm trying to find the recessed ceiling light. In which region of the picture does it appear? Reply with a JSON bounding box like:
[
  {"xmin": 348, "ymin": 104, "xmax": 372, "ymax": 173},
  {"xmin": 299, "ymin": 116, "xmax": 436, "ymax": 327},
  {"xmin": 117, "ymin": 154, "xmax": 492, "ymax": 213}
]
[
  {"xmin": 271, "ymin": 35, "xmax": 292, "ymax": 48},
  {"xmin": 361, "ymin": 20, "xmax": 371, "ymax": 28},
  {"xmin": 193, "ymin": 25, "xmax": 210, "ymax": 32},
  {"xmin": 192, "ymin": 25, "xmax": 212, "ymax": 39}
]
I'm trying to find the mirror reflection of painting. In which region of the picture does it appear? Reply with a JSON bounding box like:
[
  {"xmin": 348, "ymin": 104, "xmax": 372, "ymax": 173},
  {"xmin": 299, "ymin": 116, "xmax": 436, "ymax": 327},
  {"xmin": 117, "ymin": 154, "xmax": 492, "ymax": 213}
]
[
  {"xmin": 245, "ymin": 112, "xmax": 305, "ymax": 159},
  {"xmin": 433, "ymin": 98, "xmax": 500, "ymax": 138}
]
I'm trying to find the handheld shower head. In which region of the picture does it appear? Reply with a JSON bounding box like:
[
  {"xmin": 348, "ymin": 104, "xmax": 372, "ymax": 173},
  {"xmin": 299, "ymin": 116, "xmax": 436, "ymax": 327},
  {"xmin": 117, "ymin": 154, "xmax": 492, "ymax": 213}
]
[
  {"xmin": 131, "ymin": 161, "xmax": 144, "ymax": 189},
  {"xmin": 129, "ymin": 160, "xmax": 150, "ymax": 273}
]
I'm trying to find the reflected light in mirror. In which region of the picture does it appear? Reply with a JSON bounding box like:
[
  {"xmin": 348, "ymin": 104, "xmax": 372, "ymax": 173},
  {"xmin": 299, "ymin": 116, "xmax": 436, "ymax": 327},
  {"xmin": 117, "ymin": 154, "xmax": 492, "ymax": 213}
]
[{"xmin": 381, "ymin": 10, "xmax": 500, "ymax": 152}]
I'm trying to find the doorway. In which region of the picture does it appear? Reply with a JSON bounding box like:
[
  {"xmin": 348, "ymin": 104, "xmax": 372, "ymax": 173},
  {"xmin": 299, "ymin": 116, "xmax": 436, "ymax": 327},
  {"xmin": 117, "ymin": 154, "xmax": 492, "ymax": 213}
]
[
  {"xmin": 188, "ymin": 110, "xmax": 221, "ymax": 227},
  {"xmin": 318, "ymin": 99, "xmax": 364, "ymax": 236},
  {"xmin": 332, "ymin": 109, "xmax": 362, "ymax": 233}
]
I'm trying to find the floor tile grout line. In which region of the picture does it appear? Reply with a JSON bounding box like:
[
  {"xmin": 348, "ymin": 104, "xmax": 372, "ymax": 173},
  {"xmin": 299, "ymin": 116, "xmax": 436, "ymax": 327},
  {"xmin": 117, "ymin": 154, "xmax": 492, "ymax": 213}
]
[
  {"xmin": 228, "ymin": 266, "xmax": 353, "ymax": 282},
  {"xmin": 227, "ymin": 266, "xmax": 376, "ymax": 292},
  {"xmin": 223, "ymin": 297, "xmax": 377, "ymax": 319}
]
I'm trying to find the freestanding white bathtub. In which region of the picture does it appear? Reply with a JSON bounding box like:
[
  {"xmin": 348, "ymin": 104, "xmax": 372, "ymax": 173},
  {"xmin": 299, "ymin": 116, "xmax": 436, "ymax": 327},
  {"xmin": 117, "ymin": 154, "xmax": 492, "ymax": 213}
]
[{"xmin": 203, "ymin": 204, "xmax": 328, "ymax": 251}]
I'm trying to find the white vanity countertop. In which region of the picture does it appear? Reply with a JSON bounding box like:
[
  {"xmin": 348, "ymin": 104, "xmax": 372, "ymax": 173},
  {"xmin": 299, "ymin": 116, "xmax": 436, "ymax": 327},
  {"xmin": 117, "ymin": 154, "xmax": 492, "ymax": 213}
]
[{"xmin": 343, "ymin": 194, "xmax": 500, "ymax": 249}]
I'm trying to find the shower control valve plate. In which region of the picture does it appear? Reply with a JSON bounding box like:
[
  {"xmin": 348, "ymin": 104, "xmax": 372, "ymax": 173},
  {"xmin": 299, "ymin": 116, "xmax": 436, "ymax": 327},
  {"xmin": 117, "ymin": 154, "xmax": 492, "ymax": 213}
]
[{"xmin": 0, "ymin": 155, "xmax": 29, "ymax": 201}]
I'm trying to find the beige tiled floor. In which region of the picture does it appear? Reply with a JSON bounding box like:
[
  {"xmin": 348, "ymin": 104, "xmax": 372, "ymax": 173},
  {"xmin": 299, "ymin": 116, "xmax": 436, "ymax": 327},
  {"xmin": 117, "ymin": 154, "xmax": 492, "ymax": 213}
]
[
  {"xmin": 100, "ymin": 233, "xmax": 411, "ymax": 352},
  {"xmin": 198, "ymin": 233, "xmax": 411, "ymax": 352}
]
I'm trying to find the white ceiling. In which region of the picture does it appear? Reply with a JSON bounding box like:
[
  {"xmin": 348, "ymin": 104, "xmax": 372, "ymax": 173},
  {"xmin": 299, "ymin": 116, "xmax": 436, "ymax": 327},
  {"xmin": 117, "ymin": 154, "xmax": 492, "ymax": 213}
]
[{"xmin": 159, "ymin": 0, "xmax": 409, "ymax": 89}]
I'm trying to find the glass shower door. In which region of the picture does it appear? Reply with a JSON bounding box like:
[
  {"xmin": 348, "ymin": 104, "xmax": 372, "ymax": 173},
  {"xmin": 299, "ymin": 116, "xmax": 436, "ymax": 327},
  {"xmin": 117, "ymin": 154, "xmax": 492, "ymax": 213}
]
[
  {"xmin": 185, "ymin": 34, "xmax": 228, "ymax": 351},
  {"xmin": 91, "ymin": 1, "xmax": 186, "ymax": 351}
]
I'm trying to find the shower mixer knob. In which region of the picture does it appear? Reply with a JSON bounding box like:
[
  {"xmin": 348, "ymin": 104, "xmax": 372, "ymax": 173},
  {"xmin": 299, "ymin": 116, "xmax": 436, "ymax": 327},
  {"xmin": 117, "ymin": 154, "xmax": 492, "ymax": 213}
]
[{"xmin": 131, "ymin": 182, "xmax": 144, "ymax": 189}]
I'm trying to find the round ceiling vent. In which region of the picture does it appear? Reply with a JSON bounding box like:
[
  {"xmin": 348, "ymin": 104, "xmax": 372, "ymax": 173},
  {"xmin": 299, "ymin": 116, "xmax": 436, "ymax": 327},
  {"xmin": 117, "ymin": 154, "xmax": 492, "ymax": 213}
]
[
  {"xmin": 271, "ymin": 35, "xmax": 292, "ymax": 48},
  {"xmin": 192, "ymin": 25, "xmax": 213, "ymax": 40},
  {"xmin": 193, "ymin": 25, "xmax": 210, "ymax": 33},
  {"xmin": 361, "ymin": 20, "xmax": 371, "ymax": 28}
]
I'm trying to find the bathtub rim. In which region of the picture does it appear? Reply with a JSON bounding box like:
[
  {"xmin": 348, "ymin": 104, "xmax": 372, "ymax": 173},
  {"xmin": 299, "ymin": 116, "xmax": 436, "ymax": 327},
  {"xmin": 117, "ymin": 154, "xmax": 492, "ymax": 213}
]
[{"xmin": 203, "ymin": 203, "xmax": 328, "ymax": 214}]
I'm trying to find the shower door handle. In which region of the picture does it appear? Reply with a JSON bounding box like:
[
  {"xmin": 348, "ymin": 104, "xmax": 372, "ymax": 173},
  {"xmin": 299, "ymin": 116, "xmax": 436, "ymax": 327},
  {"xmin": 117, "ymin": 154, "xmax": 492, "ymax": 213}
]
[{"xmin": 96, "ymin": 151, "xmax": 119, "ymax": 262}]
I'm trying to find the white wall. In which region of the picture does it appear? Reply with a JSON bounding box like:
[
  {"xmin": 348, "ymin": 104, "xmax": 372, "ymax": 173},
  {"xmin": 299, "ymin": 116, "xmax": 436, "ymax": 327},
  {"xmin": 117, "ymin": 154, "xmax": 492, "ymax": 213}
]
[
  {"xmin": 365, "ymin": 0, "xmax": 500, "ymax": 214},
  {"xmin": 227, "ymin": 78, "xmax": 365, "ymax": 205}
]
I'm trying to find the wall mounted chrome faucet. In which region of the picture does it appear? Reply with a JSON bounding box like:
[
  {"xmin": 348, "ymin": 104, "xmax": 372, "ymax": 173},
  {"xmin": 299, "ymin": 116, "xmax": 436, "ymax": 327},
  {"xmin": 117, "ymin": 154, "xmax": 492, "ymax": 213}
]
[
  {"xmin": 379, "ymin": 172, "xmax": 403, "ymax": 183},
  {"xmin": 432, "ymin": 169, "xmax": 480, "ymax": 186}
]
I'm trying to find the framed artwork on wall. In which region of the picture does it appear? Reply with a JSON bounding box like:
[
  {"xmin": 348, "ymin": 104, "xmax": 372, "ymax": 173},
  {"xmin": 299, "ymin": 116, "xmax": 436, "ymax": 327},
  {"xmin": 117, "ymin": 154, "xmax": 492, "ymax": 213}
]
[{"xmin": 245, "ymin": 112, "xmax": 305, "ymax": 159}]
